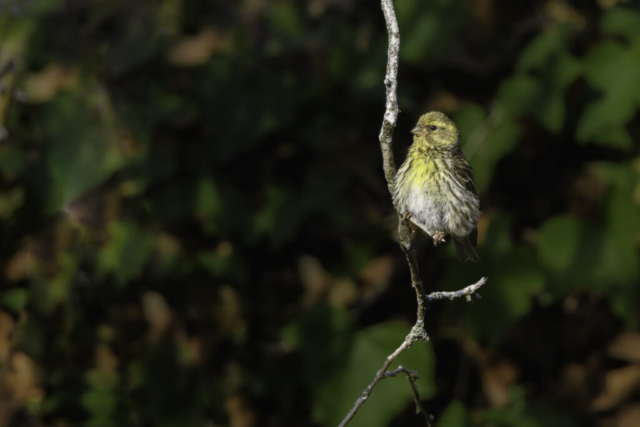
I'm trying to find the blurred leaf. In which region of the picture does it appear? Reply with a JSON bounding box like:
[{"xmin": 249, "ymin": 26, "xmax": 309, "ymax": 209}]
[
  {"xmin": 14, "ymin": 317, "xmax": 45, "ymax": 359},
  {"xmin": 482, "ymin": 386, "xmax": 577, "ymax": 427},
  {"xmin": 582, "ymin": 41, "xmax": 632, "ymax": 92},
  {"xmin": 455, "ymin": 102, "xmax": 486, "ymax": 151},
  {"xmin": 1, "ymin": 288, "xmax": 27, "ymax": 312},
  {"xmin": 167, "ymin": 28, "xmax": 229, "ymax": 67},
  {"xmin": 107, "ymin": 7, "xmax": 160, "ymax": 76},
  {"xmin": 591, "ymin": 365, "xmax": 640, "ymax": 411},
  {"xmin": 269, "ymin": 1, "xmax": 303, "ymax": 37},
  {"xmin": 592, "ymin": 163, "xmax": 640, "ymax": 326},
  {"xmin": 498, "ymin": 75, "xmax": 541, "ymax": 117},
  {"xmin": 534, "ymin": 93, "xmax": 564, "ymax": 133},
  {"xmin": 195, "ymin": 60, "xmax": 294, "ymax": 163},
  {"xmin": 30, "ymin": 252, "xmax": 77, "ymax": 314},
  {"xmin": 517, "ymin": 30, "xmax": 564, "ymax": 72},
  {"xmin": 578, "ymin": 39, "xmax": 640, "ymax": 147},
  {"xmin": 577, "ymin": 96, "xmax": 634, "ymax": 148},
  {"xmin": 283, "ymin": 304, "xmax": 354, "ymax": 386},
  {"xmin": 99, "ymin": 221, "xmax": 154, "ymax": 287},
  {"xmin": 480, "ymin": 387, "xmax": 533, "ymax": 427},
  {"xmin": 517, "ymin": 29, "xmax": 581, "ymax": 89},
  {"xmin": 44, "ymin": 91, "xmax": 125, "ymax": 212},
  {"xmin": 600, "ymin": 7, "xmax": 640, "ymax": 43},
  {"xmin": 0, "ymin": 21, "xmax": 32, "ymax": 128},
  {"xmin": 82, "ymin": 389, "xmax": 118, "ymax": 421},
  {"xmin": 551, "ymin": 52, "xmax": 582, "ymax": 91},
  {"xmin": 253, "ymin": 186, "xmax": 305, "ymax": 246},
  {"xmin": 196, "ymin": 246, "xmax": 248, "ymax": 284},
  {"xmin": 396, "ymin": 0, "xmax": 467, "ymax": 63},
  {"xmin": 194, "ymin": 177, "xmax": 222, "ymax": 235},
  {"xmin": 537, "ymin": 216, "xmax": 584, "ymax": 274},
  {"xmin": 315, "ymin": 322, "xmax": 434, "ymax": 427},
  {"xmin": 445, "ymin": 248, "xmax": 544, "ymax": 343},
  {"xmin": 0, "ymin": 147, "xmax": 27, "ymax": 177},
  {"xmin": 436, "ymin": 401, "xmax": 467, "ymax": 427},
  {"xmin": 607, "ymin": 332, "xmax": 640, "ymax": 363},
  {"xmin": 474, "ymin": 116, "xmax": 519, "ymax": 193},
  {"xmin": 537, "ymin": 215, "xmax": 605, "ymax": 294},
  {"xmin": 23, "ymin": 63, "xmax": 76, "ymax": 103},
  {"xmin": 510, "ymin": 27, "xmax": 581, "ymax": 132},
  {"xmin": 481, "ymin": 216, "xmax": 514, "ymax": 257},
  {"xmin": 601, "ymin": 164, "xmax": 640, "ymax": 281},
  {"xmin": 0, "ymin": 186, "xmax": 24, "ymax": 219},
  {"xmin": 86, "ymin": 370, "xmax": 119, "ymax": 392}
]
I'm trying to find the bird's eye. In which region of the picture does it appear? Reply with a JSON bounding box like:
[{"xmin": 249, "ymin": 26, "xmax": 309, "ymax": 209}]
[{"xmin": 430, "ymin": 125, "xmax": 438, "ymax": 131}]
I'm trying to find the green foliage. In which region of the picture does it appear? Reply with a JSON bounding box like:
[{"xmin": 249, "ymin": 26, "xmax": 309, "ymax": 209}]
[
  {"xmin": 577, "ymin": 8, "xmax": 640, "ymax": 147},
  {"xmin": 285, "ymin": 306, "xmax": 434, "ymax": 427},
  {"xmin": 480, "ymin": 387, "xmax": 576, "ymax": 427},
  {"xmin": 99, "ymin": 222, "xmax": 154, "ymax": 287},
  {"xmin": 396, "ymin": 0, "xmax": 468, "ymax": 63},
  {"xmin": 44, "ymin": 91, "xmax": 124, "ymax": 212},
  {"xmin": 444, "ymin": 224, "xmax": 545, "ymax": 344},
  {"xmin": 437, "ymin": 401, "xmax": 467, "ymax": 427},
  {"xmin": 537, "ymin": 215, "xmax": 604, "ymax": 294},
  {"xmin": 1, "ymin": 1, "xmax": 639, "ymax": 427},
  {"xmin": 495, "ymin": 28, "xmax": 581, "ymax": 133}
]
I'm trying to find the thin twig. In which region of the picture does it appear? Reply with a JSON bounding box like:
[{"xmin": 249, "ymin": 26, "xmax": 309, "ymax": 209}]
[
  {"xmin": 337, "ymin": 339, "xmax": 411, "ymax": 427},
  {"xmin": 337, "ymin": 1, "xmax": 488, "ymax": 426},
  {"xmin": 426, "ymin": 277, "xmax": 488, "ymax": 303},
  {"xmin": 386, "ymin": 366, "xmax": 434, "ymax": 426}
]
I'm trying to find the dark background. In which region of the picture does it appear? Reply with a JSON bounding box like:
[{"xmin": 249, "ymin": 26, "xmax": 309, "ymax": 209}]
[{"xmin": 0, "ymin": 0, "xmax": 639, "ymax": 426}]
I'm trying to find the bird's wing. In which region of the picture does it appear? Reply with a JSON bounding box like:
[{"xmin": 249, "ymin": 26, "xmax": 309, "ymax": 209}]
[
  {"xmin": 452, "ymin": 152, "xmax": 477, "ymax": 196},
  {"xmin": 453, "ymin": 152, "xmax": 479, "ymax": 247}
]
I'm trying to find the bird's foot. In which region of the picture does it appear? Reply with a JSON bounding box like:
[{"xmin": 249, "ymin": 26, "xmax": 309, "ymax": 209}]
[
  {"xmin": 431, "ymin": 231, "xmax": 447, "ymax": 246},
  {"xmin": 401, "ymin": 212, "xmax": 412, "ymax": 222}
]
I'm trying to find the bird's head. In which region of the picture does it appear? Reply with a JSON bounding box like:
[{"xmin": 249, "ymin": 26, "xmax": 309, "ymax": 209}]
[{"xmin": 411, "ymin": 111, "xmax": 459, "ymax": 150}]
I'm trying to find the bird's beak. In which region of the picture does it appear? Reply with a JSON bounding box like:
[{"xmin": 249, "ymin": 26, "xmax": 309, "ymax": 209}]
[{"xmin": 411, "ymin": 126, "xmax": 423, "ymax": 136}]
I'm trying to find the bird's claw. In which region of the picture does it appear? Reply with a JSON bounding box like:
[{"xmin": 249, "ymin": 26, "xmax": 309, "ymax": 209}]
[
  {"xmin": 401, "ymin": 212, "xmax": 412, "ymax": 222},
  {"xmin": 431, "ymin": 231, "xmax": 446, "ymax": 246}
]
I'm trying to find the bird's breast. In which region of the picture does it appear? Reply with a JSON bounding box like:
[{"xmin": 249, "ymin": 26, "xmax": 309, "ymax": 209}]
[
  {"xmin": 401, "ymin": 156, "xmax": 448, "ymax": 230},
  {"xmin": 398, "ymin": 154, "xmax": 478, "ymax": 237}
]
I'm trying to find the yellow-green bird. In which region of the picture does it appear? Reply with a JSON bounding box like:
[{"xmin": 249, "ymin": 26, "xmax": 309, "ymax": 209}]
[{"xmin": 393, "ymin": 111, "xmax": 482, "ymax": 264}]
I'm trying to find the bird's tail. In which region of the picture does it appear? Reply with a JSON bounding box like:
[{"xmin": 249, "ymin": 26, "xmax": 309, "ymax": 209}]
[{"xmin": 454, "ymin": 238, "xmax": 483, "ymax": 265}]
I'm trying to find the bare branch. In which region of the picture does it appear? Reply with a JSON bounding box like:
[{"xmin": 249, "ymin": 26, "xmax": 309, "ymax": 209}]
[
  {"xmin": 426, "ymin": 277, "xmax": 488, "ymax": 303},
  {"xmin": 337, "ymin": 1, "xmax": 488, "ymax": 426}
]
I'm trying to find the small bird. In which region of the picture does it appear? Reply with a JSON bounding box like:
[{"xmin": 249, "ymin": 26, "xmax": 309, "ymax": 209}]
[{"xmin": 393, "ymin": 111, "xmax": 482, "ymax": 264}]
